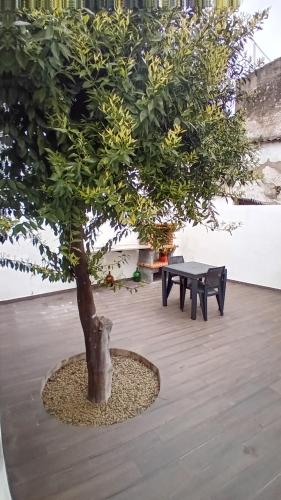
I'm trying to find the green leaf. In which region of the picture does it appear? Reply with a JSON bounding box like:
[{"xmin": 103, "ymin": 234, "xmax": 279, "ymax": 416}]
[
  {"xmin": 34, "ymin": 88, "xmax": 46, "ymax": 103},
  {"xmin": 140, "ymin": 110, "xmax": 147, "ymax": 122},
  {"xmin": 51, "ymin": 42, "xmax": 60, "ymax": 61}
]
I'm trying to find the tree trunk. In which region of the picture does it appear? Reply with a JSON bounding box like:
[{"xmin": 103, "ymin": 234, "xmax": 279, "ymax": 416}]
[{"xmin": 72, "ymin": 234, "xmax": 113, "ymax": 403}]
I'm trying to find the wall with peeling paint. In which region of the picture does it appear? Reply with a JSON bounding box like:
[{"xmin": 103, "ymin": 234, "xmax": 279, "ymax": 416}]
[
  {"xmin": 242, "ymin": 57, "xmax": 281, "ymax": 143},
  {"xmin": 238, "ymin": 142, "xmax": 281, "ymax": 204},
  {"xmin": 241, "ymin": 57, "xmax": 281, "ymax": 204}
]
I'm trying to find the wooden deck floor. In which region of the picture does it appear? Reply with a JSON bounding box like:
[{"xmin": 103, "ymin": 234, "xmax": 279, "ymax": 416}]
[{"xmin": 1, "ymin": 281, "xmax": 281, "ymax": 500}]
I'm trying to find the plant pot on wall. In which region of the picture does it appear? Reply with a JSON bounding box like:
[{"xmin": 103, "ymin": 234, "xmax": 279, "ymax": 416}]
[
  {"xmin": 159, "ymin": 251, "xmax": 168, "ymax": 264},
  {"xmin": 138, "ymin": 222, "xmax": 177, "ymax": 251}
]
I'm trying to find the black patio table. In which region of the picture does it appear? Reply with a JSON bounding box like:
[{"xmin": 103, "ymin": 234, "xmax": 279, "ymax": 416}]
[{"xmin": 162, "ymin": 261, "xmax": 225, "ymax": 320}]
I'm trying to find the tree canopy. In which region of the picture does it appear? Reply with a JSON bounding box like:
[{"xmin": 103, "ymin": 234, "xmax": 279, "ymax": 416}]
[
  {"xmin": 3, "ymin": 1, "xmax": 241, "ymax": 13},
  {"xmin": 0, "ymin": 4, "xmax": 267, "ymax": 401},
  {"xmin": 0, "ymin": 6, "xmax": 265, "ymax": 280}
]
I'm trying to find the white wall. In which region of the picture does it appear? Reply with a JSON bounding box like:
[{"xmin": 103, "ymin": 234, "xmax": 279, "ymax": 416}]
[
  {"xmin": 175, "ymin": 199, "xmax": 281, "ymax": 290},
  {"xmin": 0, "ymin": 224, "xmax": 140, "ymax": 301},
  {"xmin": 0, "ymin": 228, "xmax": 75, "ymax": 301},
  {"xmin": 2, "ymin": 199, "xmax": 281, "ymax": 300}
]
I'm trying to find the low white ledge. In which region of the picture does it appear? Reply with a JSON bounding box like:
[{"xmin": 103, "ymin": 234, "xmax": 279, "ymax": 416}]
[{"xmin": 0, "ymin": 423, "xmax": 12, "ymax": 500}]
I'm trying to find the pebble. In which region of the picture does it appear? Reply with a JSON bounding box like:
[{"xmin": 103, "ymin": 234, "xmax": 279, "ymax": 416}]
[{"xmin": 42, "ymin": 355, "xmax": 159, "ymax": 426}]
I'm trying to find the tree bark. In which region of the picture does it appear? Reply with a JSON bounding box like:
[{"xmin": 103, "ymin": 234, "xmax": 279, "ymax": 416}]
[{"xmin": 72, "ymin": 233, "xmax": 113, "ymax": 403}]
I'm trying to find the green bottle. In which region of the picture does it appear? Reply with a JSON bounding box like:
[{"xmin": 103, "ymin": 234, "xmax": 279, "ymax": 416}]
[{"xmin": 132, "ymin": 267, "xmax": 141, "ymax": 282}]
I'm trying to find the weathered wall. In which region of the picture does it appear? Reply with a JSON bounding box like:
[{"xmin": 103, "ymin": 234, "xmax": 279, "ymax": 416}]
[
  {"xmin": 242, "ymin": 57, "xmax": 281, "ymax": 143},
  {"xmin": 238, "ymin": 142, "xmax": 281, "ymax": 204},
  {"xmin": 239, "ymin": 57, "xmax": 281, "ymax": 203}
]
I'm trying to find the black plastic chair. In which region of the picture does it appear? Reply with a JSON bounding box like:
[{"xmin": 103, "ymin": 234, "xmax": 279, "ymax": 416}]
[
  {"xmin": 197, "ymin": 266, "xmax": 226, "ymax": 321},
  {"xmin": 168, "ymin": 255, "xmax": 184, "ymax": 282},
  {"xmin": 166, "ymin": 255, "xmax": 185, "ymax": 297}
]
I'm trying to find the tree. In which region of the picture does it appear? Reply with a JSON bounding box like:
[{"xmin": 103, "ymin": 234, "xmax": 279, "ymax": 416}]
[
  {"xmin": 0, "ymin": 6, "xmax": 265, "ymax": 402},
  {"xmin": 2, "ymin": 1, "xmax": 241, "ymax": 11}
]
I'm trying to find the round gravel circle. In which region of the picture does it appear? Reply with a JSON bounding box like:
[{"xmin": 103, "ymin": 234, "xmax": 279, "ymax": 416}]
[{"xmin": 42, "ymin": 354, "xmax": 160, "ymax": 426}]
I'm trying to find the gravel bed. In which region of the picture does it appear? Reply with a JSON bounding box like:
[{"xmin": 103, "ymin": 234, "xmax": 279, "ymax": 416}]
[{"xmin": 42, "ymin": 355, "xmax": 159, "ymax": 426}]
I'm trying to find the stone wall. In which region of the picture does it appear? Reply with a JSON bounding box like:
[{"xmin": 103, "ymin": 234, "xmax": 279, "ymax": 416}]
[{"xmin": 241, "ymin": 57, "xmax": 281, "ymax": 143}]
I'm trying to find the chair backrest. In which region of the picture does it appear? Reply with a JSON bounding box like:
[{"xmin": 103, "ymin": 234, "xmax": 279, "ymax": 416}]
[
  {"xmin": 205, "ymin": 266, "xmax": 225, "ymax": 288},
  {"xmin": 168, "ymin": 255, "xmax": 184, "ymax": 265}
]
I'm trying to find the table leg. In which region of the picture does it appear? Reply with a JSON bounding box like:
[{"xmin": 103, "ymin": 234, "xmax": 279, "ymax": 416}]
[
  {"xmin": 180, "ymin": 277, "xmax": 186, "ymax": 311},
  {"xmin": 166, "ymin": 275, "xmax": 173, "ymax": 298},
  {"xmin": 162, "ymin": 269, "xmax": 168, "ymax": 306},
  {"xmin": 191, "ymin": 278, "xmax": 198, "ymax": 320},
  {"xmin": 222, "ymin": 269, "xmax": 227, "ymax": 311}
]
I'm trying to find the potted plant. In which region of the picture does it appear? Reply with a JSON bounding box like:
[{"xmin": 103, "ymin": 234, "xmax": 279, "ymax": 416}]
[{"xmin": 159, "ymin": 248, "xmax": 168, "ymax": 263}]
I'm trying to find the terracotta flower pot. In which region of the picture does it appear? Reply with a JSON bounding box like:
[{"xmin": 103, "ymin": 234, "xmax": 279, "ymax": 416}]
[{"xmin": 159, "ymin": 254, "xmax": 168, "ymax": 263}]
